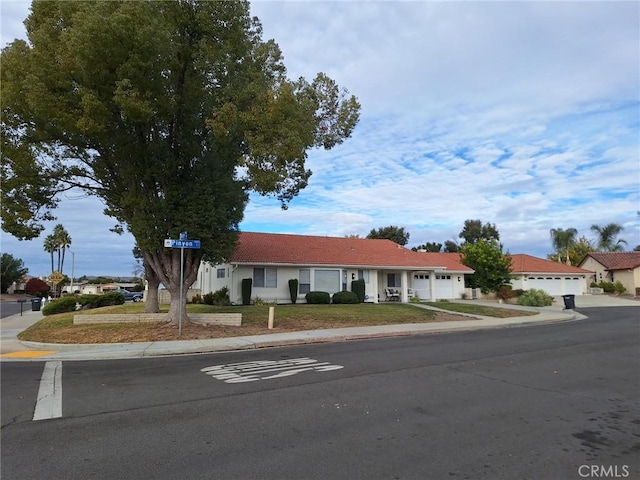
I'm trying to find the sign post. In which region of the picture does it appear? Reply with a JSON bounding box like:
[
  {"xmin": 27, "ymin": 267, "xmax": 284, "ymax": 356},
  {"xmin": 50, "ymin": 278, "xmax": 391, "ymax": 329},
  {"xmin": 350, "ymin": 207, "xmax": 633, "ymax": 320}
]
[{"xmin": 164, "ymin": 232, "xmax": 201, "ymax": 335}]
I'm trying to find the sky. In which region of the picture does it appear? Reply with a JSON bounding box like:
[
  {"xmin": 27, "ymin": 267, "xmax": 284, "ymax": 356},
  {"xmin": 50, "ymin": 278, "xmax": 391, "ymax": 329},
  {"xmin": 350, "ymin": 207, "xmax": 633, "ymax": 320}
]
[{"xmin": 1, "ymin": 0, "xmax": 639, "ymax": 279}]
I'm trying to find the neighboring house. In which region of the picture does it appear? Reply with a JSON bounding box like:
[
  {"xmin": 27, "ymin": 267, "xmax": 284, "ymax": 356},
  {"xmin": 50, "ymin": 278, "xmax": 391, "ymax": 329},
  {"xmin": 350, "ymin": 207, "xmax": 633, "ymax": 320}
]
[
  {"xmin": 197, "ymin": 232, "xmax": 474, "ymax": 304},
  {"xmin": 65, "ymin": 282, "xmax": 139, "ymax": 295},
  {"xmin": 509, "ymin": 254, "xmax": 593, "ymax": 296},
  {"xmin": 579, "ymin": 252, "xmax": 640, "ymax": 296}
]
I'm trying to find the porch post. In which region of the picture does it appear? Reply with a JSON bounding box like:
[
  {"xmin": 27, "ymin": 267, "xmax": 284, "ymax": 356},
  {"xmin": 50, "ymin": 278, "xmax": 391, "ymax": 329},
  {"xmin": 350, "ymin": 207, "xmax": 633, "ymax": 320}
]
[
  {"xmin": 429, "ymin": 271, "xmax": 436, "ymax": 301},
  {"xmin": 401, "ymin": 271, "xmax": 409, "ymax": 302}
]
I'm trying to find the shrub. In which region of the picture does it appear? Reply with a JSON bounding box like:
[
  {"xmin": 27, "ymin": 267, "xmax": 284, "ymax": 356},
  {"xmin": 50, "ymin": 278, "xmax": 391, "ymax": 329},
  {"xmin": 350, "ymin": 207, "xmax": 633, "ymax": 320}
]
[
  {"xmin": 288, "ymin": 279, "xmax": 298, "ymax": 304},
  {"xmin": 332, "ymin": 290, "xmax": 359, "ymax": 304},
  {"xmin": 595, "ymin": 281, "xmax": 626, "ymax": 294},
  {"xmin": 99, "ymin": 292, "xmax": 125, "ymax": 307},
  {"xmin": 25, "ymin": 278, "xmax": 51, "ymax": 297},
  {"xmin": 205, "ymin": 287, "xmax": 230, "ymax": 305},
  {"xmin": 496, "ymin": 284, "xmax": 514, "ymax": 301},
  {"xmin": 241, "ymin": 278, "xmax": 252, "ymax": 305},
  {"xmin": 191, "ymin": 294, "xmax": 203, "ymax": 304},
  {"xmin": 613, "ymin": 281, "xmax": 626, "ymax": 294},
  {"xmin": 517, "ymin": 289, "xmax": 554, "ymax": 307},
  {"xmin": 305, "ymin": 291, "xmax": 331, "ymax": 304},
  {"xmin": 351, "ymin": 279, "xmax": 365, "ymax": 303},
  {"xmin": 78, "ymin": 294, "xmax": 100, "ymax": 308},
  {"xmin": 76, "ymin": 292, "xmax": 124, "ymax": 309},
  {"xmin": 410, "ymin": 296, "xmax": 421, "ymax": 303},
  {"xmin": 42, "ymin": 296, "xmax": 77, "ymax": 316},
  {"xmin": 202, "ymin": 292, "xmax": 215, "ymax": 305}
]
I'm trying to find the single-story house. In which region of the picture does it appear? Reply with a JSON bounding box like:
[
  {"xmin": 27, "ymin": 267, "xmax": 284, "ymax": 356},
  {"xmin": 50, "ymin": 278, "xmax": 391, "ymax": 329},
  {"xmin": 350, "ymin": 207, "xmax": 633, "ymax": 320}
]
[
  {"xmin": 197, "ymin": 232, "xmax": 474, "ymax": 304},
  {"xmin": 509, "ymin": 254, "xmax": 593, "ymax": 296},
  {"xmin": 578, "ymin": 252, "xmax": 640, "ymax": 296}
]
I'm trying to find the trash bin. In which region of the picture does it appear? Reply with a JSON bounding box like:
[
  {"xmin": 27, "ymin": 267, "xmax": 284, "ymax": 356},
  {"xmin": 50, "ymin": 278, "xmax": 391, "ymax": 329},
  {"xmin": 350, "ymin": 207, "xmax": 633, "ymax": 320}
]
[
  {"xmin": 561, "ymin": 294, "xmax": 575, "ymax": 310},
  {"xmin": 31, "ymin": 298, "xmax": 42, "ymax": 311}
]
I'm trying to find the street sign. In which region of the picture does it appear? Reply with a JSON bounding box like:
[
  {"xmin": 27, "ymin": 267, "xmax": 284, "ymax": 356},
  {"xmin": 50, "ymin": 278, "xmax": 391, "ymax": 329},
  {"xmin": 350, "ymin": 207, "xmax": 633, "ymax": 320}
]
[
  {"xmin": 49, "ymin": 271, "xmax": 65, "ymax": 285},
  {"xmin": 164, "ymin": 239, "xmax": 201, "ymax": 249}
]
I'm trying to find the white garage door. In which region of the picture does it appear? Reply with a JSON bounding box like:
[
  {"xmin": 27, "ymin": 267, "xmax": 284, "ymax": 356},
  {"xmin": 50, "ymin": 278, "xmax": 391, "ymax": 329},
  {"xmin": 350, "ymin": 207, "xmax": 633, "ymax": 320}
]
[
  {"xmin": 526, "ymin": 277, "xmax": 582, "ymax": 296},
  {"xmin": 435, "ymin": 274, "xmax": 454, "ymax": 299},
  {"xmin": 412, "ymin": 274, "xmax": 431, "ymax": 300}
]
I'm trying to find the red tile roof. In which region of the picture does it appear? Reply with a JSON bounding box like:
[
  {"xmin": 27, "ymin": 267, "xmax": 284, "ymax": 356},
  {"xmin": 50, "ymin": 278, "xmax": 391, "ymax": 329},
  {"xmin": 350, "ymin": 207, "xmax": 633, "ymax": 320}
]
[
  {"xmin": 510, "ymin": 254, "xmax": 592, "ymax": 274},
  {"xmin": 231, "ymin": 232, "xmax": 473, "ymax": 271},
  {"xmin": 581, "ymin": 252, "xmax": 640, "ymax": 270}
]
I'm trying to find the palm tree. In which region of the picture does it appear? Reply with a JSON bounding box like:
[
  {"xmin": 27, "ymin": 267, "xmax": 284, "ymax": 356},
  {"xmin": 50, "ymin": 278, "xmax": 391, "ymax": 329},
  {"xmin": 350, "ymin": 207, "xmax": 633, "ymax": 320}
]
[
  {"xmin": 52, "ymin": 224, "xmax": 72, "ymax": 274},
  {"xmin": 43, "ymin": 234, "xmax": 57, "ymax": 275},
  {"xmin": 590, "ymin": 223, "xmax": 627, "ymax": 252},
  {"xmin": 550, "ymin": 227, "xmax": 578, "ymax": 265}
]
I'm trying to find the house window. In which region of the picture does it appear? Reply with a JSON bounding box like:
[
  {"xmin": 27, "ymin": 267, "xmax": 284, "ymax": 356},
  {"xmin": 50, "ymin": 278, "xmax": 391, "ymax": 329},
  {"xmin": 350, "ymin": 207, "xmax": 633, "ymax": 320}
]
[
  {"xmin": 387, "ymin": 273, "xmax": 401, "ymax": 288},
  {"xmin": 299, "ymin": 269, "xmax": 310, "ymax": 294},
  {"xmin": 217, "ymin": 268, "xmax": 225, "ymax": 279},
  {"xmin": 253, "ymin": 268, "xmax": 277, "ymax": 288},
  {"xmin": 315, "ymin": 269, "xmax": 341, "ymax": 293},
  {"xmin": 358, "ymin": 270, "xmax": 369, "ymax": 283}
]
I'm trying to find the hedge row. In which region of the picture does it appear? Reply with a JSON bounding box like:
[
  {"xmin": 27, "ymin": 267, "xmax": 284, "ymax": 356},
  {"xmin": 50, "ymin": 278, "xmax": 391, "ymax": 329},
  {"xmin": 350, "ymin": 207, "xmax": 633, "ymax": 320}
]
[{"xmin": 41, "ymin": 292, "xmax": 125, "ymax": 316}]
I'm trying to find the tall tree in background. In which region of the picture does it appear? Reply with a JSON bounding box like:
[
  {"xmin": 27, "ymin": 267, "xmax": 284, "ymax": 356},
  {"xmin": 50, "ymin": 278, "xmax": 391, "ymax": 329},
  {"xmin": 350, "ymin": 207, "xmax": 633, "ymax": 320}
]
[
  {"xmin": 0, "ymin": 253, "xmax": 29, "ymax": 293},
  {"xmin": 412, "ymin": 242, "xmax": 442, "ymax": 252},
  {"xmin": 547, "ymin": 236, "xmax": 595, "ymax": 266},
  {"xmin": 591, "ymin": 223, "xmax": 627, "ymax": 252},
  {"xmin": 366, "ymin": 226, "xmax": 410, "ymax": 246},
  {"xmin": 459, "ymin": 219, "xmax": 500, "ymax": 245},
  {"xmin": 443, "ymin": 240, "xmax": 461, "ymax": 253},
  {"xmin": 1, "ymin": 1, "xmax": 360, "ymax": 324},
  {"xmin": 43, "ymin": 234, "xmax": 57, "ymax": 275},
  {"xmin": 52, "ymin": 224, "xmax": 72, "ymax": 274},
  {"xmin": 549, "ymin": 227, "xmax": 578, "ymax": 265},
  {"xmin": 461, "ymin": 239, "xmax": 512, "ymax": 293}
]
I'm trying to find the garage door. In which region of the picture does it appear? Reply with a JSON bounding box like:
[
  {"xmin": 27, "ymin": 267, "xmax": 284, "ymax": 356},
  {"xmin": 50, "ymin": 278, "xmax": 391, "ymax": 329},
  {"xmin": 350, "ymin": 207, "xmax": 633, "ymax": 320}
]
[
  {"xmin": 435, "ymin": 274, "xmax": 454, "ymax": 299},
  {"xmin": 526, "ymin": 277, "xmax": 582, "ymax": 296}
]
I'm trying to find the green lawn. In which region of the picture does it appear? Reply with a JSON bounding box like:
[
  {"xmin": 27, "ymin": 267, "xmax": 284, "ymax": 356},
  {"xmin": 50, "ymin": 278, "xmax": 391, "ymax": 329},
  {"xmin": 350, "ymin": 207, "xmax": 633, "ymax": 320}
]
[{"xmin": 18, "ymin": 301, "xmax": 534, "ymax": 344}]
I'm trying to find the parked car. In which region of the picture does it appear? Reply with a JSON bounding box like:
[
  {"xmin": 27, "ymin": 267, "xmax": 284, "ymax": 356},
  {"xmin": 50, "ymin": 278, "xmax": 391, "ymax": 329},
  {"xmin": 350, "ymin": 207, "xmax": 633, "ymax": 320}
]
[{"xmin": 114, "ymin": 289, "xmax": 143, "ymax": 302}]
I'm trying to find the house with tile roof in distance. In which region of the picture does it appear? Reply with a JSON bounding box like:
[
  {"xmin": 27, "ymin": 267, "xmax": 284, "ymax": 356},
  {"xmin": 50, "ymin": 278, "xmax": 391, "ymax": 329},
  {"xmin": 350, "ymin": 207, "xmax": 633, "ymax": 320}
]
[
  {"xmin": 196, "ymin": 232, "xmax": 473, "ymax": 304},
  {"xmin": 509, "ymin": 254, "xmax": 593, "ymax": 296},
  {"xmin": 578, "ymin": 252, "xmax": 640, "ymax": 296}
]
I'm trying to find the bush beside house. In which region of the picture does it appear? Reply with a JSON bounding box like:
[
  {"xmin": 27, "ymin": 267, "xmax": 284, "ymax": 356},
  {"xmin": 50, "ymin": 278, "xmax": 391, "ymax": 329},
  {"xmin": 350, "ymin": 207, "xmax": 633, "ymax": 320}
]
[
  {"xmin": 305, "ymin": 291, "xmax": 331, "ymax": 304},
  {"xmin": 332, "ymin": 291, "xmax": 359, "ymax": 304}
]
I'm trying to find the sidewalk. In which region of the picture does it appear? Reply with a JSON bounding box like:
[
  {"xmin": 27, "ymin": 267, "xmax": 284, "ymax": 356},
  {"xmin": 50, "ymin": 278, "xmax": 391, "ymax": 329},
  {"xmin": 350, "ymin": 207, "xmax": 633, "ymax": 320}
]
[{"xmin": 0, "ymin": 298, "xmax": 597, "ymax": 362}]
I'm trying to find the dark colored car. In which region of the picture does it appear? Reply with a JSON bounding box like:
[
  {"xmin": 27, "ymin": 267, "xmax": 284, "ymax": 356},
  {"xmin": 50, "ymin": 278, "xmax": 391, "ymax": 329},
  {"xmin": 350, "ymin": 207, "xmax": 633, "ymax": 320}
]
[{"xmin": 114, "ymin": 289, "xmax": 143, "ymax": 302}]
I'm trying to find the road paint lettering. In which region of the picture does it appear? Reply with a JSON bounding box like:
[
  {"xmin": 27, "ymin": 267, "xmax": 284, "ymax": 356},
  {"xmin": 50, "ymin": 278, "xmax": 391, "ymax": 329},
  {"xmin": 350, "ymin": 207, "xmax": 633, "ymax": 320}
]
[
  {"xmin": 201, "ymin": 357, "xmax": 344, "ymax": 383},
  {"xmin": 33, "ymin": 361, "xmax": 62, "ymax": 421}
]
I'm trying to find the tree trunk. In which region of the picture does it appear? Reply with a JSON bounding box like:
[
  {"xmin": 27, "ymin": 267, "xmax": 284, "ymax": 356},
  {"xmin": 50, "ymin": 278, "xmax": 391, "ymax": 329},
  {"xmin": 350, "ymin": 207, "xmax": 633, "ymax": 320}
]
[
  {"xmin": 143, "ymin": 256, "xmax": 160, "ymax": 313},
  {"xmin": 143, "ymin": 248, "xmax": 201, "ymax": 325}
]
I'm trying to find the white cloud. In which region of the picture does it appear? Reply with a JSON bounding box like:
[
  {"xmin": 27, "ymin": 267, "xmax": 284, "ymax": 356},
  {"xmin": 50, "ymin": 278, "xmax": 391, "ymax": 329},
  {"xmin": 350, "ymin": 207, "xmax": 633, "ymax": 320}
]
[{"xmin": 2, "ymin": 0, "xmax": 638, "ymax": 276}]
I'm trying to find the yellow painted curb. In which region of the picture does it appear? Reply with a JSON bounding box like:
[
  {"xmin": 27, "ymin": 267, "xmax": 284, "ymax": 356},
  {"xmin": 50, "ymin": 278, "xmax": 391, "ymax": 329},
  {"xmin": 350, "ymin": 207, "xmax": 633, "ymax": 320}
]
[{"xmin": 1, "ymin": 351, "xmax": 58, "ymax": 358}]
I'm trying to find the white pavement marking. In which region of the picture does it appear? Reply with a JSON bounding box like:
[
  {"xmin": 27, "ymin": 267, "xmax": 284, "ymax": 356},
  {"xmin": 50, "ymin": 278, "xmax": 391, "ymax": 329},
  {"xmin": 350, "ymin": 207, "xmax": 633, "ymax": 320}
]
[
  {"xmin": 201, "ymin": 357, "xmax": 344, "ymax": 383},
  {"xmin": 33, "ymin": 361, "xmax": 62, "ymax": 421}
]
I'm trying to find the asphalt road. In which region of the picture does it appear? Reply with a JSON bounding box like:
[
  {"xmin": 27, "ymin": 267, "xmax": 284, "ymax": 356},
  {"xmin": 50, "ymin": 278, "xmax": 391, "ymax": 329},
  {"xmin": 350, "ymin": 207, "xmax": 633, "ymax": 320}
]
[{"xmin": 1, "ymin": 307, "xmax": 638, "ymax": 480}]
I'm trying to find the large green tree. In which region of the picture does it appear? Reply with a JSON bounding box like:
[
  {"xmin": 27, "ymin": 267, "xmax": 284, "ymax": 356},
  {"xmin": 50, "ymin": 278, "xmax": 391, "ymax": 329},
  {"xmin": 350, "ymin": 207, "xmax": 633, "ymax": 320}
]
[
  {"xmin": 459, "ymin": 219, "xmax": 500, "ymax": 245},
  {"xmin": 0, "ymin": 253, "xmax": 29, "ymax": 293},
  {"xmin": 1, "ymin": 1, "xmax": 361, "ymax": 324},
  {"xmin": 366, "ymin": 226, "xmax": 410, "ymax": 246},
  {"xmin": 591, "ymin": 223, "xmax": 627, "ymax": 252},
  {"xmin": 461, "ymin": 239, "xmax": 512, "ymax": 293}
]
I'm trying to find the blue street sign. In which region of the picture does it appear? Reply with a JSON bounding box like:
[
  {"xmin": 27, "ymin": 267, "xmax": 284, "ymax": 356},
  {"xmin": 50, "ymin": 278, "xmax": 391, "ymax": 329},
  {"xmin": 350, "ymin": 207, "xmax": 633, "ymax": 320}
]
[{"xmin": 164, "ymin": 239, "xmax": 201, "ymax": 249}]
